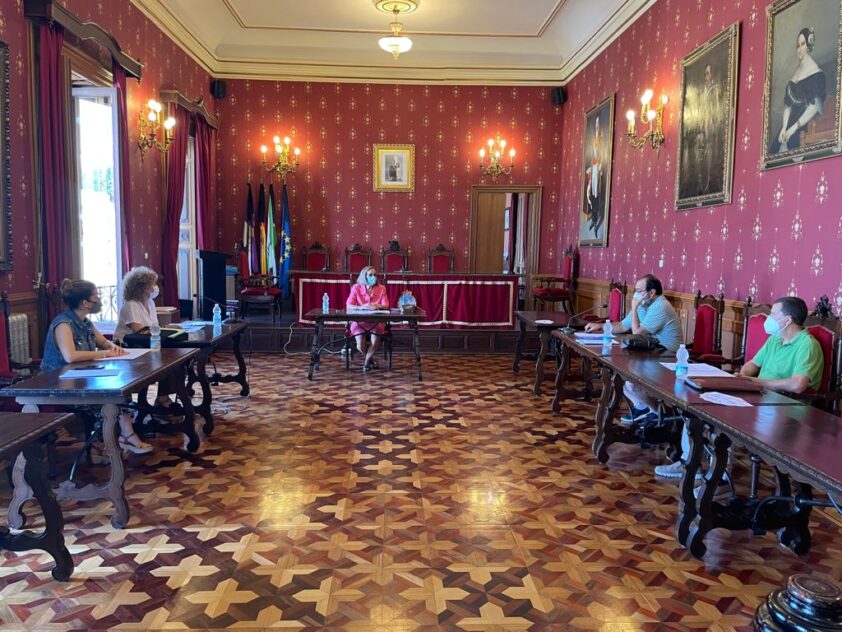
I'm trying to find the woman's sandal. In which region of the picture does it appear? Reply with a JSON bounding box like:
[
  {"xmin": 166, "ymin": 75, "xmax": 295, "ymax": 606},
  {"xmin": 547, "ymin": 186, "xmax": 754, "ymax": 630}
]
[{"xmin": 118, "ymin": 432, "xmax": 154, "ymax": 455}]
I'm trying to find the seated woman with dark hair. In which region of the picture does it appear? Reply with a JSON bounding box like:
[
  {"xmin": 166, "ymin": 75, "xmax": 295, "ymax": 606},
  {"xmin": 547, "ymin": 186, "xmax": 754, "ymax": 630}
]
[
  {"xmin": 346, "ymin": 265, "xmax": 390, "ymax": 372},
  {"xmin": 41, "ymin": 279, "xmax": 152, "ymax": 454},
  {"xmin": 114, "ymin": 266, "xmax": 182, "ymax": 413}
]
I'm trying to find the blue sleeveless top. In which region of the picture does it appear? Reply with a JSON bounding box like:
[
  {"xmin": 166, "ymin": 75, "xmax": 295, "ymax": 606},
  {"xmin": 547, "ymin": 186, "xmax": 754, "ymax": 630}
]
[{"xmin": 41, "ymin": 309, "xmax": 97, "ymax": 372}]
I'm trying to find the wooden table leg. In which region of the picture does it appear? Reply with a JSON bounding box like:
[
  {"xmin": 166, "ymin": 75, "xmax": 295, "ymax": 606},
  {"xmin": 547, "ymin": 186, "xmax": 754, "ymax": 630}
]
[
  {"xmin": 686, "ymin": 429, "xmax": 731, "ymax": 558},
  {"xmin": 676, "ymin": 416, "xmax": 706, "ymax": 547},
  {"xmin": 413, "ymin": 321, "xmax": 422, "ymax": 381},
  {"xmin": 513, "ymin": 319, "xmax": 526, "ymax": 372},
  {"xmin": 592, "ymin": 369, "xmax": 623, "ymax": 464},
  {"xmin": 533, "ymin": 329, "xmax": 549, "ymax": 396},
  {"xmin": 308, "ymin": 321, "xmax": 323, "ymax": 380},
  {"xmin": 173, "ymin": 366, "xmax": 201, "ymax": 453},
  {"xmin": 0, "ymin": 442, "xmax": 74, "ymax": 581},
  {"xmin": 194, "ymin": 351, "xmax": 215, "ymax": 435},
  {"xmin": 211, "ymin": 331, "xmax": 250, "ymax": 396},
  {"xmin": 551, "ymin": 342, "xmax": 571, "ymax": 414}
]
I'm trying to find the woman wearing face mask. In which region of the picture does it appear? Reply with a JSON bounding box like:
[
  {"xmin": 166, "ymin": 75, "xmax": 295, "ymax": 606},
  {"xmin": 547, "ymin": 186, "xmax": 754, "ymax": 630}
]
[
  {"xmin": 41, "ymin": 278, "xmax": 153, "ymax": 454},
  {"xmin": 346, "ymin": 265, "xmax": 390, "ymax": 372},
  {"xmin": 115, "ymin": 266, "xmax": 182, "ymax": 414}
]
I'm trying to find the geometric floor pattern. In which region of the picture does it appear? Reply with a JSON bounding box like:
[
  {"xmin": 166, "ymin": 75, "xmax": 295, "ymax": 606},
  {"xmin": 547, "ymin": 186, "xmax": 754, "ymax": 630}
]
[{"xmin": 1, "ymin": 352, "xmax": 841, "ymax": 631}]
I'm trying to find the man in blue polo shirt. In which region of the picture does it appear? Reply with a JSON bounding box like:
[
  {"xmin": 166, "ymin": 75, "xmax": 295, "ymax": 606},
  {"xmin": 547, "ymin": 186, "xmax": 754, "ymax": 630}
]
[{"xmin": 585, "ymin": 274, "xmax": 683, "ymax": 423}]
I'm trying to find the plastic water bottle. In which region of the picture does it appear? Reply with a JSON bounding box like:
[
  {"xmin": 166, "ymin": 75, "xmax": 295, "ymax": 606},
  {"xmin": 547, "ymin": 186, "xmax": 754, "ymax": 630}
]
[
  {"xmin": 675, "ymin": 343, "xmax": 690, "ymax": 381},
  {"xmin": 149, "ymin": 323, "xmax": 161, "ymax": 350},
  {"xmin": 602, "ymin": 319, "xmax": 614, "ymax": 345},
  {"xmin": 212, "ymin": 303, "xmax": 222, "ymax": 326},
  {"xmin": 322, "ymin": 292, "xmax": 330, "ymax": 314}
]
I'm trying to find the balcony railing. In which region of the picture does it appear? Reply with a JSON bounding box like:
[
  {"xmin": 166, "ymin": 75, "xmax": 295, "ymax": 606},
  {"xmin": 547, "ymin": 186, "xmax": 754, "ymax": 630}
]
[{"xmin": 90, "ymin": 284, "xmax": 119, "ymax": 322}]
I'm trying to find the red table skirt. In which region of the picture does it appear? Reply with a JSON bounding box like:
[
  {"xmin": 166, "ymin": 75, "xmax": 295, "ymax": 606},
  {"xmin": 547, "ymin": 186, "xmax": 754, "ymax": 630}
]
[{"xmin": 293, "ymin": 272, "xmax": 517, "ymax": 329}]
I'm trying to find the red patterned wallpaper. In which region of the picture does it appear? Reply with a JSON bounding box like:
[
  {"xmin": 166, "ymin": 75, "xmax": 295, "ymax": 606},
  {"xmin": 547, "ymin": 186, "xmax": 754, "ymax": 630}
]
[
  {"xmin": 0, "ymin": 0, "xmax": 211, "ymax": 294},
  {"xmin": 214, "ymin": 82, "xmax": 563, "ymax": 272},
  {"xmin": 557, "ymin": 0, "xmax": 842, "ymax": 309}
]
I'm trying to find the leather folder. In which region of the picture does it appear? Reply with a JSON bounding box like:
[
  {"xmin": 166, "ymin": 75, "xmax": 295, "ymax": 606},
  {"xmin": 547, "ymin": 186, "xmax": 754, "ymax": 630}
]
[{"xmin": 684, "ymin": 376, "xmax": 764, "ymax": 392}]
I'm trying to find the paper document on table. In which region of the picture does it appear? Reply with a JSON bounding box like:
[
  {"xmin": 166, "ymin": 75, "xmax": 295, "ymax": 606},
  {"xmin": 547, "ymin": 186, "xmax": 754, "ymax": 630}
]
[
  {"xmin": 577, "ymin": 338, "xmax": 619, "ymax": 345},
  {"xmin": 660, "ymin": 362, "xmax": 731, "ymax": 377},
  {"xmin": 104, "ymin": 348, "xmax": 150, "ymax": 361},
  {"xmin": 574, "ymin": 332, "xmax": 605, "ymax": 340},
  {"xmin": 180, "ymin": 320, "xmax": 213, "ymax": 328},
  {"xmin": 347, "ymin": 307, "xmax": 390, "ymax": 314},
  {"xmin": 61, "ymin": 369, "xmax": 121, "ymax": 379},
  {"xmin": 699, "ymin": 391, "xmax": 753, "ymax": 407}
]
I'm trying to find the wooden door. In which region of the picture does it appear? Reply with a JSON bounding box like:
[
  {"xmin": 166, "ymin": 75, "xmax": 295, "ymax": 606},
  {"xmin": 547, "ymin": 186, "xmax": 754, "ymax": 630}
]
[{"xmin": 470, "ymin": 191, "xmax": 507, "ymax": 273}]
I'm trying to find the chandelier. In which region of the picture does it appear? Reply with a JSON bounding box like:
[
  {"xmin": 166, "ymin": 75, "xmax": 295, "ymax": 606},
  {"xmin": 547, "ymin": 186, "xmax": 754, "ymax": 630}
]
[
  {"xmin": 478, "ymin": 134, "xmax": 515, "ymax": 182},
  {"xmin": 374, "ymin": 0, "xmax": 418, "ymax": 60},
  {"xmin": 626, "ymin": 89, "xmax": 668, "ymax": 150},
  {"xmin": 137, "ymin": 99, "xmax": 175, "ymax": 159},
  {"xmin": 260, "ymin": 135, "xmax": 301, "ymax": 182}
]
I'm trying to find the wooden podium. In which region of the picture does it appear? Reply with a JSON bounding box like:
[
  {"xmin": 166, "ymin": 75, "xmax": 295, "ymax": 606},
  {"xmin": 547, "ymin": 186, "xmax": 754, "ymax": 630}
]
[{"xmin": 197, "ymin": 250, "xmax": 230, "ymax": 320}]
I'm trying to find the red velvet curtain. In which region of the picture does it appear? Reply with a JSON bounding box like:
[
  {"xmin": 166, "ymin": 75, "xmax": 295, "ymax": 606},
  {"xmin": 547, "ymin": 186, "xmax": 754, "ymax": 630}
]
[
  {"xmin": 38, "ymin": 24, "xmax": 71, "ymax": 287},
  {"xmin": 161, "ymin": 105, "xmax": 192, "ymax": 307},
  {"xmin": 112, "ymin": 62, "xmax": 132, "ymax": 272},
  {"xmin": 194, "ymin": 115, "xmax": 216, "ymax": 251}
]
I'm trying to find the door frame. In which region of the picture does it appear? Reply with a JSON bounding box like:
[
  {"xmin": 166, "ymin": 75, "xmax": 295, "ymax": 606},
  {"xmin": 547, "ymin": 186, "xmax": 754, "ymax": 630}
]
[{"xmin": 469, "ymin": 184, "xmax": 542, "ymax": 308}]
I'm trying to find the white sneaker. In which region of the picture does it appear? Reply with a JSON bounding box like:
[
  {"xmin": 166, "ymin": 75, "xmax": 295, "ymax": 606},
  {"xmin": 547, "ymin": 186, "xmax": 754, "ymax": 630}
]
[{"xmin": 654, "ymin": 460, "xmax": 685, "ymax": 478}]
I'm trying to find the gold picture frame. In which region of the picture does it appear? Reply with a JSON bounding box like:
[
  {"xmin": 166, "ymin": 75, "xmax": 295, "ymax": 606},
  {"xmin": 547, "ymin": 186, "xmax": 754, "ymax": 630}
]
[
  {"xmin": 675, "ymin": 23, "xmax": 741, "ymax": 210},
  {"xmin": 578, "ymin": 94, "xmax": 614, "ymax": 247},
  {"xmin": 373, "ymin": 144, "xmax": 414, "ymax": 192},
  {"xmin": 761, "ymin": 0, "xmax": 842, "ymax": 170}
]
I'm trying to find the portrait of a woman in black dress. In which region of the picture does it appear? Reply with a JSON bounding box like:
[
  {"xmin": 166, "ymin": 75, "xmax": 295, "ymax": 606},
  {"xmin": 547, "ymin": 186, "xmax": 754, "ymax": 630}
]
[{"xmin": 772, "ymin": 26, "xmax": 826, "ymax": 153}]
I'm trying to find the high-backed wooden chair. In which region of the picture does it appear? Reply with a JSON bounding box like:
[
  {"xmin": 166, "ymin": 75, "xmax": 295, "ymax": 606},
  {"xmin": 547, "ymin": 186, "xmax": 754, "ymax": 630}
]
[
  {"xmin": 427, "ymin": 244, "xmax": 455, "ymax": 273},
  {"xmin": 582, "ymin": 279, "xmax": 627, "ymax": 323},
  {"xmin": 700, "ymin": 297, "xmax": 771, "ymax": 370},
  {"xmin": 303, "ymin": 242, "xmax": 331, "ymax": 271},
  {"xmin": 381, "ymin": 241, "xmax": 409, "ymax": 273},
  {"xmin": 796, "ymin": 314, "xmax": 842, "ymax": 413},
  {"xmin": 687, "ymin": 291, "xmax": 725, "ymax": 359},
  {"xmin": 237, "ymin": 249, "xmax": 281, "ymax": 323},
  {"xmin": 532, "ymin": 245, "xmax": 577, "ymax": 313},
  {"xmin": 344, "ymin": 244, "xmax": 372, "ymax": 274}
]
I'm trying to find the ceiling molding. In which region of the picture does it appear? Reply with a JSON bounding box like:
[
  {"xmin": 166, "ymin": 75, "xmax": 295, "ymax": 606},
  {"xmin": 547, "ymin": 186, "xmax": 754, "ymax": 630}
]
[{"xmin": 130, "ymin": 0, "xmax": 650, "ymax": 86}]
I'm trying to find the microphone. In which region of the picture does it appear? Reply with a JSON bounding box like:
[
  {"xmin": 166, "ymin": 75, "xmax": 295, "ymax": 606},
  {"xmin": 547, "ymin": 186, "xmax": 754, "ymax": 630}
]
[{"xmin": 560, "ymin": 303, "xmax": 608, "ymax": 335}]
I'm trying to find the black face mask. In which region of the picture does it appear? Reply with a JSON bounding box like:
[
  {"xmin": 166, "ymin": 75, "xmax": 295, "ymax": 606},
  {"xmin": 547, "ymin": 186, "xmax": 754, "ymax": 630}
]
[{"xmin": 87, "ymin": 298, "xmax": 102, "ymax": 314}]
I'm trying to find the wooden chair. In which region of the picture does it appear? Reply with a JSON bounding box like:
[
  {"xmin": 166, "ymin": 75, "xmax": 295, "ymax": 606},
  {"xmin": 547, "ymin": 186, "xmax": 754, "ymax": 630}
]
[
  {"xmin": 381, "ymin": 241, "xmax": 409, "ymax": 273},
  {"xmin": 532, "ymin": 245, "xmax": 577, "ymax": 313},
  {"xmin": 344, "ymin": 244, "xmax": 372, "ymax": 274},
  {"xmin": 700, "ymin": 297, "xmax": 771, "ymax": 370},
  {"xmin": 237, "ymin": 249, "xmax": 281, "ymax": 323},
  {"xmin": 303, "ymin": 242, "xmax": 331, "ymax": 271},
  {"xmin": 582, "ymin": 279, "xmax": 627, "ymax": 323},
  {"xmin": 793, "ymin": 314, "xmax": 842, "ymax": 414},
  {"xmin": 427, "ymin": 244, "xmax": 455, "ymax": 273},
  {"xmin": 687, "ymin": 291, "xmax": 725, "ymax": 359}
]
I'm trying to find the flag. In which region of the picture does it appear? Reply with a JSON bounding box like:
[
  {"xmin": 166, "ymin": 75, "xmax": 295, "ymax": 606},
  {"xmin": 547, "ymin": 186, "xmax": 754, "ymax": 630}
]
[
  {"xmin": 242, "ymin": 183, "xmax": 254, "ymax": 276},
  {"xmin": 266, "ymin": 184, "xmax": 278, "ymax": 278},
  {"xmin": 254, "ymin": 183, "xmax": 266, "ymax": 274},
  {"xmin": 279, "ymin": 183, "xmax": 293, "ymax": 300}
]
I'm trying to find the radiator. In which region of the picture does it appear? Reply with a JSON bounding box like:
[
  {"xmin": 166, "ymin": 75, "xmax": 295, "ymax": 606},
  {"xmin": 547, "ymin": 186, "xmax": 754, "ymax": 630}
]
[{"xmin": 8, "ymin": 313, "xmax": 31, "ymax": 364}]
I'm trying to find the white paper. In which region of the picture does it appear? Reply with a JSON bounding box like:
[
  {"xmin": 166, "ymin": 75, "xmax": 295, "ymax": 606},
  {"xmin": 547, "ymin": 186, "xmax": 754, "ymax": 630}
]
[
  {"xmin": 574, "ymin": 332, "xmax": 605, "ymax": 340},
  {"xmin": 61, "ymin": 369, "xmax": 121, "ymax": 379},
  {"xmin": 660, "ymin": 362, "xmax": 731, "ymax": 377},
  {"xmin": 180, "ymin": 320, "xmax": 214, "ymax": 327},
  {"xmin": 105, "ymin": 348, "xmax": 150, "ymax": 361},
  {"xmin": 699, "ymin": 391, "xmax": 753, "ymax": 407},
  {"xmin": 347, "ymin": 307, "xmax": 390, "ymax": 314},
  {"xmin": 577, "ymin": 339, "xmax": 619, "ymax": 345}
]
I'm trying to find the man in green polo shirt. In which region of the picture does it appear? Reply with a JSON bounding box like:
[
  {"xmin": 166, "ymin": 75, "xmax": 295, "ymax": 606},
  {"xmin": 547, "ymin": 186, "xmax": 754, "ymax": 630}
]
[
  {"xmin": 739, "ymin": 296, "xmax": 823, "ymax": 392},
  {"xmin": 655, "ymin": 296, "xmax": 823, "ymax": 495}
]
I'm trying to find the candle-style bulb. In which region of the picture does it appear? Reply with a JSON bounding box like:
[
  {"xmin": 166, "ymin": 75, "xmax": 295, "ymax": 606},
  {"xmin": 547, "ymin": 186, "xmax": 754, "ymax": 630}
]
[{"xmin": 626, "ymin": 110, "xmax": 635, "ymax": 121}]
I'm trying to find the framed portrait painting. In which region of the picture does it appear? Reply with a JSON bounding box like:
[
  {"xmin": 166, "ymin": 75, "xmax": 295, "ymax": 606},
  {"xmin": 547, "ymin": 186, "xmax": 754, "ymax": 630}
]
[
  {"xmin": 373, "ymin": 144, "xmax": 415, "ymax": 192},
  {"xmin": 675, "ymin": 23, "xmax": 740, "ymax": 210},
  {"xmin": 579, "ymin": 94, "xmax": 614, "ymax": 247},
  {"xmin": 0, "ymin": 41, "xmax": 10, "ymax": 271},
  {"xmin": 761, "ymin": 0, "xmax": 842, "ymax": 170}
]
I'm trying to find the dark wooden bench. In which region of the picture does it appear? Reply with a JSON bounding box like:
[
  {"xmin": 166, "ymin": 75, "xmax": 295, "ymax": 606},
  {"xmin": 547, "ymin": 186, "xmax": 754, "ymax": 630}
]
[{"xmin": 0, "ymin": 411, "xmax": 75, "ymax": 580}]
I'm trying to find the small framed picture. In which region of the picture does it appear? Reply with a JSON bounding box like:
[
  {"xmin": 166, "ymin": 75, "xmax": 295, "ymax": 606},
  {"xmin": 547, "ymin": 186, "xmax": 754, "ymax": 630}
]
[{"xmin": 373, "ymin": 144, "xmax": 415, "ymax": 192}]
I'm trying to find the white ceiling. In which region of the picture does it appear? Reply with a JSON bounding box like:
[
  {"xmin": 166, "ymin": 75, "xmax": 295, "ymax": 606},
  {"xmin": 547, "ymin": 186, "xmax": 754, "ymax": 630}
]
[{"xmin": 129, "ymin": 0, "xmax": 654, "ymax": 85}]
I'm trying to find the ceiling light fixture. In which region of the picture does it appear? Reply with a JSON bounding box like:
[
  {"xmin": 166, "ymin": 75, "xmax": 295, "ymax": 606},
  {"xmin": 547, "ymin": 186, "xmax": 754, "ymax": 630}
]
[{"xmin": 374, "ymin": 0, "xmax": 418, "ymax": 60}]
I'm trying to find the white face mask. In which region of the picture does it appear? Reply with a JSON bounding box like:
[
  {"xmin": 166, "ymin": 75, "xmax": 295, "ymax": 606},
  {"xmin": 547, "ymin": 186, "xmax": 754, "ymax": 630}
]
[
  {"xmin": 633, "ymin": 290, "xmax": 646, "ymax": 302},
  {"xmin": 150, "ymin": 286, "xmax": 160, "ymax": 299}
]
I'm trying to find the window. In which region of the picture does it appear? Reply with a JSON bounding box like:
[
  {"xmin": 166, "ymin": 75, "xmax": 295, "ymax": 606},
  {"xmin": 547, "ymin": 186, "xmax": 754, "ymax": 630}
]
[
  {"xmin": 178, "ymin": 137, "xmax": 197, "ymax": 316},
  {"xmin": 72, "ymin": 87, "xmax": 123, "ymax": 321}
]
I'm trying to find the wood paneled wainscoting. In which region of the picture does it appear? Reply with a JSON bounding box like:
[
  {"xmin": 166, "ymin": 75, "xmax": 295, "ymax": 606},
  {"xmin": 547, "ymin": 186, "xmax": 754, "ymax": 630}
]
[{"xmin": 575, "ymin": 278, "xmax": 746, "ymax": 359}]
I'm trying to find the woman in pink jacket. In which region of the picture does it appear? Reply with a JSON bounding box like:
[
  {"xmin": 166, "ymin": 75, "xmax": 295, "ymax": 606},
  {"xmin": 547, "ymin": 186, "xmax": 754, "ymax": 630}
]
[{"xmin": 346, "ymin": 265, "xmax": 390, "ymax": 371}]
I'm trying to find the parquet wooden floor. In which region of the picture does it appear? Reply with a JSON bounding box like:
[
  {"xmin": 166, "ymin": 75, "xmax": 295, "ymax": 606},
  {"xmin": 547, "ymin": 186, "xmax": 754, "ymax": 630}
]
[{"xmin": 1, "ymin": 352, "xmax": 840, "ymax": 631}]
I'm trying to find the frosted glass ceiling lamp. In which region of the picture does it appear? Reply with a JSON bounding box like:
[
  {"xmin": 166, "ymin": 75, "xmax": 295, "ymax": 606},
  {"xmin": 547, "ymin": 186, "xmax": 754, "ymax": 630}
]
[{"xmin": 374, "ymin": 0, "xmax": 418, "ymax": 60}]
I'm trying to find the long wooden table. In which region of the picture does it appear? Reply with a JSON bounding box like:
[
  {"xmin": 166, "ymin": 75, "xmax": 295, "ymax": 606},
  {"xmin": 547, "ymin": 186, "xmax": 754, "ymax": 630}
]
[
  {"xmin": 0, "ymin": 348, "xmax": 199, "ymax": 529},
  {"xmin": 548, "ymin": 331, "xmax": 842, "ymax": 559},
  {"xmin": 0, "ymin": 412, "xmax": 75, "ymax": 580},
  {"xmin": 305, "ymin": 308, "xmax": 426, "ymax": 381},
  {"xmin": 513, "ymin": 311, "xmax": 572, "ymax": 396},
  {"xmin": 294, "ymin": 271, "xmax": 517, "ymax": 329}
]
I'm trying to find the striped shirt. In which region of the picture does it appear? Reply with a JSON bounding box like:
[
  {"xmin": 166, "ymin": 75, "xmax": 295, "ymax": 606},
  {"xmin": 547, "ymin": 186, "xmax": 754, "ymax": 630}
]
[{"xmin": 621, "ymin": 295, "xmax": 684, "ymax": 352}]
